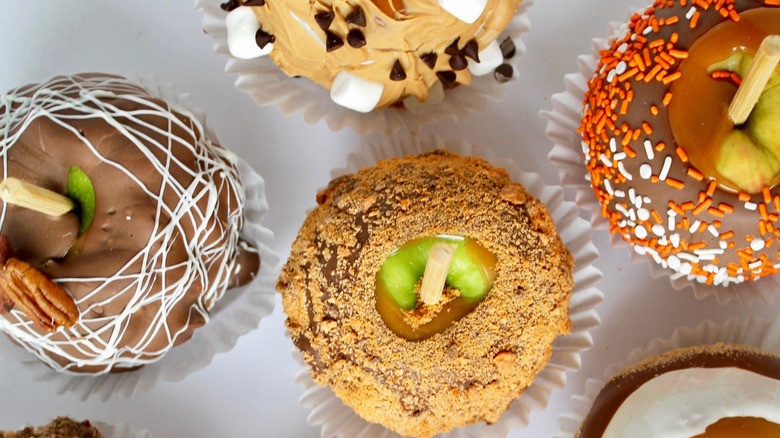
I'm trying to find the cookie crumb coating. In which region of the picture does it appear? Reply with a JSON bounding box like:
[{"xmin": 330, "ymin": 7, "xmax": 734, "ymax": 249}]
[{"xmin": 278, "ymin": 150, "xmax": 573, "ymax": 437}]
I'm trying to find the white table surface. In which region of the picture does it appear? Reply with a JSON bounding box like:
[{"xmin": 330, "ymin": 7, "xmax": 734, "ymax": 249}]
[{"xmin": 1, "ymin": 1, "xmax": 779, "ymax": 437}]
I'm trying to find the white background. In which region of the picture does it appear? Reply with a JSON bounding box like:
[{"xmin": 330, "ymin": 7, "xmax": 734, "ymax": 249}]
[{"xmin": 1, "ymin": 1, "xmax": 779, "ymax": 437}]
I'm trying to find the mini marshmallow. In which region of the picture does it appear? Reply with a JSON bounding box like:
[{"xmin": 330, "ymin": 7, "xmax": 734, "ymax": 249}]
[
  {"xmin": 438, "ymin": 0, "xmax": 489, "ymax": 24},
  {"xmin": 467, "ymin": 40, "xmax": 504, "ymax": 76},
  {"xmin": 330, "ymin": 71, "xmax": 384, "ymax": 113},
  {"xmin": 226, "ymin": 7, "xmax": 274, "ymax": 59}
]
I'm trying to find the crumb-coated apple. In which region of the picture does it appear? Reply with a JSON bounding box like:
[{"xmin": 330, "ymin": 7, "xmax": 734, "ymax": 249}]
[
  {"xmin": 581, "ymin": 1, "xmax": 780, "ymax": 286},
  {"xmin": 0, "ymin": 73, "xmax": 260, "ymax": 374},
  {"xmin": 277, "ymin": 150, "xmax": 573, "ymax": 438}
]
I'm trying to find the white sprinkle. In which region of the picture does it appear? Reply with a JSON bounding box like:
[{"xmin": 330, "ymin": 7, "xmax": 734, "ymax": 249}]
[
  {"xmin": 644, "ymin": 140, "xmax": 655, "ymax": 160},
  {"xmin": 635, "ymin": 226, "xmax": 648, "ymax": 239},
  {"xmin": 628, "ymin": 208, "xmax": 637, "ymax": 221},
  {"xmin": 694, "ymin": 248, "xmax": 724, "ymax": 255},
  {"xmin": 643, "ymin": 25, "xmax": 653, "ymax": 35},
  {"xmin": 688, "ymin": 220, "xmax": 701, "ymax": 234},
  {"xmin": 616, "ymin": 204, "xmax": 630, "ymax": 217},
  {"xmin": 652, "ymin": 224, "xmax": 665, "ymax": 236},
  {"xmin": 668, "ymin": 215, "xmax": 676, "ymax": 230},
  {"xmin": 659, "ymin": 156, "xmax": 672, "ymax": 181},
  {"xmin": 581, "ymin": 141, "xmax": 590, "ymax": 154},
  {"xmin": 634, "ymin": 196, "xmax": 643, "ymax": 209},
  {"xmin": 686, "ymin": 6, "xmax": 696, "ymax": 19},
  {"xmin": 637, "ymin": 208, "xmax": 650, "ymax": 221},
  {"xmin": 749, "ymin": 260, "xmax": 763, "ymax": 270},
  {"xmin": 604, "ymin": 179, "xmax": 614, "ymax": 195},
  {"xmin": 751, "ymin": 239, "xmax": 766, "ymax": 251},
  {"xmin": 614, "ymin": 152, "xmax": 627, "ymax": 161},
  {"xmin": 600, "ymin": 153, "xmax": 612, "ymax": 167},
  {"xmin": 614, "ymin": 190, "xmax": 626, "ymax": 198},
  {"xmin": 720, "ymin": 241, "xmax": 728, "ymax": 249},
  {"xmin": 585, "ymin": 173, "xmax": 591, "ymax": 181},
  {"xmin": 679, "ymin": 262, "xmax": 693, "ymax": 275},
  {"xmin": 639, "ymin": 164, "xmax": 652, "ymax": 179},
  {"xmin": 619, "ymin": 220, "xmax": 627, "ymax": 228},
  {"xmin": 745, "ymin": 202, "xmax": 758, "ymax": 210},
  {"xmin": 618, "ymin": 162, "xmax": 632, "ymax": 180},
  {"xmin": 658, "ymin": 235, "xmax": 668, "ymax": 246},
  {"xmin": 616, "ymin": 60, "xmax": 627, "ymax": 74},
  {"xmin": 670, "ymin": 233, "xmax": 681, "ymax": 247},
  {"xmin": 667, "ymin": 255, "xmax": 681, "ymax": 270},
  {"xmin": 644, "ymin": 196, "xmax": 652, "ymax": 204},
  {"xmin": 634, "ymin": 245, "xmax": 648, "ymax": 255},
  {"xmin": 677, "ymin": 252, "xmax": 700, "ymax": 262},
  {"xmin": 629, "ymin": 188, "xmax": 637, "ymax": 205},
  {"xmin": 618, "ymin": 43, "xmax": 629, "ymax": 54},
  {"xmin": 609, "ymin": 137, "xmax": 617, "ymax": 152},
  {"xmin": 607, "ymin": 70, "xmax": 617, "ymax": 83},
  {"xmin": 708, "ymin": 225, "xmax": 719, "ymax": 237}
]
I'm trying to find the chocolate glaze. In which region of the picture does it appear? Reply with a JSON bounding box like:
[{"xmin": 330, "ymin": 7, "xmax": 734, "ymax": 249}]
[
  {"xmin": 0, "ymin": 73, "xmax": 259, "ymax": 373},
  {"xmin": 577, "ymin": 344, "xmax": 780, "ymax": 437},
  {"xmin": 583, "ymin": 1, "xmax": 780, "ymax": 285}
]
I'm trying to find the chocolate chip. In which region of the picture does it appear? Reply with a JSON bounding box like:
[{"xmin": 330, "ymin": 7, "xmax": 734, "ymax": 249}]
[
  {"xmin": 347, "ymin": 29, "xmax": 366, "ymax": 48},
  {"xmin": 326, "ymin": 31, "xmax": 344, "ymax": 52},
  {"xmin": 346, "ymin": 7, "xmax": 367, "ymax": 27},
  {"xmin": 444, "ymin": 38, "xmax": 460, "ymax": 56},
  {"xmin": 436, "ymin": 71, "xmax": 457, "ymax": 89},
  {"xmin": 255, "ymin": 28, "xmax": 275, "ymax": 49},
  {"xmin": 390, "ymin": 60, "xmax": 407, "ymax": 81},
  {"xmin": 220, "ymin": 0, "xmax": 240, "ymax": 11},
  {"xmin": 449, "ymin": 53, "xmax": 468, "ymax": 71},
  {"xmin": 244, "ymin": 0, "xmax": 266, "ymax": 5},
  {"xmin": 494, "ymin": 64, "xmax": 513, "ymax": 82},
  {"xmin": 420, "ymin": 53, "xmax": 438, "ymax": 69},
  {"xmin": 314, "ymin": 12, "xmax": 335, "ymax": 31},
  {"xmin": 500, "ymin": 37, "xmax": 516, "ymax": 59},
  {"xmin": 462, "ymin": 39, "xmax": 480, "ymax": 62}
]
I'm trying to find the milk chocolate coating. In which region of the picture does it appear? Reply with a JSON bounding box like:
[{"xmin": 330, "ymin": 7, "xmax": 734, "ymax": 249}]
[
  {"xmin": 278, "ymin": 150, "xmax": 573, "ymax": 438},
  {"xmin": 0, "ymin": 73, "xmax": 259, "ymax": 373},
  {"xmin": 582, "ymin": 1, "xmax": 780, "ymax": 285},
  {"xmin": 576, "ymin": 344, "xmax": 780, "ymax": 437}
]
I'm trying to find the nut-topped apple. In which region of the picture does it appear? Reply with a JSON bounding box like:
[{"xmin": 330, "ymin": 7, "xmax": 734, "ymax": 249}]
[
  {"xmin": 278, "ymin": 150, "xmax": 573, "ymax": 437},
  {"xmin": 0, "ymin": 73, "xmax": 261, "ymax": 374},
  {"xmin": 581, "ymin": 1, "xmax": 780, "ymax": 286}
]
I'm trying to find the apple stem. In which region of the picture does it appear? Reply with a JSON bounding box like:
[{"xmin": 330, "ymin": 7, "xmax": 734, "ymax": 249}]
[
  {"xmin": 0, "ymin": 177, "xmax": 75, "ymax": 217},
  {"xmin": 728, "ymin": 35, "xmax": 780, "ymax": 125},
  {"xmin": 419, "ymin": 242, "xmax": 456, "ymax": 306}
]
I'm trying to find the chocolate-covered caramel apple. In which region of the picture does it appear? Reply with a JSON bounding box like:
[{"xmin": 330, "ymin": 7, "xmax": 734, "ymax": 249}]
[
  {"xmin": 0, "ymin": 73, "xmax": 260, "ymax": 374},
  {"xmin": 576, "ymin": 344, "xmax": 780, "ymax": 438},
  {"xmin": 220, "ymin": 0, "xmax": 522, "ymax": 112},
  {"xmin": 278, "ymin": 150, "xmax": 573, "ymax": 437},
  {"xmin": 581, "ymin": 1, "xmax": 780, "ymax": 286}
]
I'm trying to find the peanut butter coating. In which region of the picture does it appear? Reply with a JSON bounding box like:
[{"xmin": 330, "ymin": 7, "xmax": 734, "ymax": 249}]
[
  {"xmin": 278, "ymin": 150, "xmax": 573, "ymax": 437},
  {"xmin": 244, "ymin": 0, "xmax": 522, "ymax": 108}
]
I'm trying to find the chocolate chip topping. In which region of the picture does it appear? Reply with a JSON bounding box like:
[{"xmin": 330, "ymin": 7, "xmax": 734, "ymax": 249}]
[
  {"xmin": 347, "ymin": 29, "xmax": 366, "ymax": 48},
  {"xmin": 500, "ymin": 36, "xmax": 516, "ymax": 59},
  {"xmin": 314, "ymin": 12, "xmax": 335, "ymax": 31},
  {"xmin": 346, "ymin": 7, "xmax": 367, "ymax": 27},
  {"xmin": 243, "ymin": 0, "xmax": 266, "ymax": 5},
  {"xmin": 390, "ymin": 60, "xmax": 407, "ymax": 81},
  {"xmin": 463, "ymin": 39, "xmax": 480, "ymax": 62},
  {"xmin": 576, "ymin": 344, "xmax": 780, "ymax": 438},
  {"xmin": 449, "ymin": 53, "xmax": 468, "ymax": 70},
  {"xmin": 254, "ymin": 28, "xmax": 275, "ymax": 49},
  {"xmin": 420, "ymin": 52, "xmax": 438, "ymax": 70},
  {"xmin": 325, "ymin": 31, "xmax": 344, "ymax": 52},
  {"xmin": 444, "ymin": 38, "xmax": 460, "ymax": 56},
  {"xmin": 494, "ymin": 64, "xmax": 513, "ymax": 82},
  {"xmin": 278, "ymin": 150, "xmax": 573, "ymax": 438},
  {"xmin": 220, "ymin": 0, "xmax": 240, "ymax": 11},
  {"xmin": 436, "ymin": 71, "xmax": 457, "ymax": 89}
]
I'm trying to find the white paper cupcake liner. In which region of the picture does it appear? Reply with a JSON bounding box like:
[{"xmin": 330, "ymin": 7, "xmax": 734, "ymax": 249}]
[
  {"xmin": 196, "ymin": 0, "xmax": 532, "ymax": 135},
  {"xmin": 94, "ymin": 421, "xmax": 152, "ymax": 438},
  {"xmin": 0, "ymin": 77, "xmax": 279, "ymax": 401},
  {"xmin": 292, "ymin": 134, "xmax": 603, "ymax": 437},
  {"xmin": 542, "ymin": 20, "xmax": 780, "ymax": 306},
  {"xmin": 553, "ymin": 315, "xmax": 780, "ymax": 438}
]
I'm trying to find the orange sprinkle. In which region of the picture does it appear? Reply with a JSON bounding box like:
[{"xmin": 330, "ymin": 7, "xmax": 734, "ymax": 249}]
[
  {"xmin": 652, "ymin": 210, "xmax": 663, "ymax": 224},
  {"xmin": 662, "ymin": 92, "xmax": 673, "ymax": 105},
  {"xmin": 694, "ymin": 0, "xmax": 709, "ymax": 10},
  {"xmin": 620, "ymin": 99, "xmax": 629, "ymax": 115},
  {"xmin": 651, "ymin": 175, "xmax": 660, "ymax": 183},
  {"xmin": 729, "ymin": 9, "xmax": 740, "ymax": 22},
  {"xmin": 760, "ymin": 203, "xmax": 769, "ymax": 221},
  {"xmin": 718, "ymin": 203, "xmax": 734, "ymax": 214},
  {"xmin": 651, "ymin": 105, "xmax": 659, "ymax": 115},
  {"xmin": 669, "ymin": 49, "xmax": 689, "ymax": 59},
  {"xmin": 687, "ymin": 168, "xmax": 704, "ymax": 181},
  {"xmin": 764, "ymin": 187, "xmax": 772, "ymax": 203},
  {"xmin": 720, "ymin": 231, "xmax": 735, "ymax": 240},
  {"xmin": 739, "ymin": 192, "xmax": 751, "ymax": 202},
  {"xmin": 706, "ymin": 180, "xmax": 717, "ymax": 196},
  {"xmin": 675, "ymin": 146, "xmax": 688, "ymax": 162},
  {"xmin": 669, "ymin": 201, "xmax": 685, "ymax": 215},
  {"xmin": 633, "ymin": 53, "xmax": 646, "ymax": 72},
  {"xmin": 690, "ymin": 10, "xmax": 701, "ymax": 28},
  {"xmin": 760, "ymin": 221, "xmax": 768, "ymax": 235},
  {"xmin": 693, "ymin": 199, "xmax": 713, "ymax": 216},
  {"xmin": 775, "ymin": 195, "xmax": 780, "ymax": 211},
  {"xmin": 770, "ymin": 213, "xmax": 779, "ymax": 222},
  {"xmin": 662, "ymin": 71, "xmax": 682, "ymax": 84},
  {"xmin": 666, "ymin": 16, "xmax": 679, "ymax": 25},
  {"xmin": 621, "ymin": 131, "xmax": 632, "ymax": 146},
  {"xmin": 698, "ymin": 221, "xmax": 709, "ymax": 233},
  {"xmin": 730, "ymin": 73, "xmax": 742, "ymax": 86},
  {"xmin": 656, "ymin": 142, "xmax": 666, "ymax": 151},
  {"xmin": 618, "ymin": 67, "xmax": 639, "ymax": 82},
  {"xmin": 688, "ymin": 241, "xmax": 707, "ymax": 251},
  {"xmin": 670, "ymin": 32, "xmax": 679, "ymax": 44},
  {"xmin": 681, "ymin": 201, "xmax": 696, "ymax": 210},
  {"xmin": 649, "ymin": 39, "xmax": 665, "ymax": 48},
  {"xmin": 708, "ymin": 207, "xmax": 725, "ymax": 218},
  {"xmin": 624, "ymin": 145, "xmax": 637, "ymax": 158},
  {"xmin": 666, "ymin": 178, "xmax": 684, "ymax": 189}
]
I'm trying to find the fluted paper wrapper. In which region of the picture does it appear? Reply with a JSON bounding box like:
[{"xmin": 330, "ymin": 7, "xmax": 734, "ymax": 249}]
[
  {"xmin": 543, "ymin": 20, "xmax": 780, "ymax": 306},
  {"xmin": 292, "ymin": 135, "xmax": 603, "ymax": 437},
  {"xmin": 197, "ymin": 0, "xmax": 532, "ymax": 135},
  {"xmin": 553, "ymin": 316, "xmax": 780, "ymax": 438},
  {"xmin": 95, "ymin": 421, "xmax": 152, "ymax": 438},
  {"xmin": 0, "ymin": 78, "xmax": 278, "ymax": 400}
]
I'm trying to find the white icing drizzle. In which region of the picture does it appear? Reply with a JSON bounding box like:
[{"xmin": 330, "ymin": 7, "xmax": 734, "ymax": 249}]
[
  {"xmin": 603, "ymin": 367, "xmax": 780, "ymax": 438},
  {"xmin": 0, "ymin": 74, "xmax": 248, "ymax": 374}
]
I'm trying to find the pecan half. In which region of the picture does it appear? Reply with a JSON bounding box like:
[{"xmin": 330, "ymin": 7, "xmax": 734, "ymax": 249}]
[
  {"xmin": 0, "ymin": 258, "xmax": 79, "ymax": 331},
  {"xmin": 0, "ymin": 234, "xmax": 15, "ymax": 312}
]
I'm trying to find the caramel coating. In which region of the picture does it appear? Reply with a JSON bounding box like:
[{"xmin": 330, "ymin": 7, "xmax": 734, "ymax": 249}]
[{"xmin": 278, "ymin": 150, "xmax": 573, "ymax": 437}]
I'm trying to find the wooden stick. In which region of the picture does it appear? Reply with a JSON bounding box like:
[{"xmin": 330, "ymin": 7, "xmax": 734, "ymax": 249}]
[
  {"xmin": 419, "ymin": 242, "xmax": 456, "ymax": 305},
  {"xmin": 0, "ymin": 177, "xmax": 74, "ymax": 216},
  {"xmin": 728, "ymin": 35, "xmax": 780, "ymax": 125}
]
